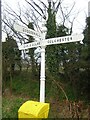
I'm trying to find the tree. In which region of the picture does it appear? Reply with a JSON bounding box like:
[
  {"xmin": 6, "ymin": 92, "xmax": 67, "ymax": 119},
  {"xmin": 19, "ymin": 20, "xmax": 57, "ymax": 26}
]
[
  {"xmin": 27, "ymin": 22, "xmax": 38, "ymax": 78},
  {"xmin": 2, "ymin": 35, "xmax": 21, "ymax": 93},
  {"xmin": 46, "ymin": 1, "xmax": 58, "ymax": 76},
  {"xmin": 45, "ymin": 2, "xmax": 85, "ymax": 100},
  {"xmin": 79, "ymin": 16, "xmax": 90, "ymax": 101},
  {"xmin": 2, "ymin": 0, "xmax": 83, "ymax": 99},
  {"xmin": 2, "ymin": 0, "xmax": 79, "ymax": 71}
]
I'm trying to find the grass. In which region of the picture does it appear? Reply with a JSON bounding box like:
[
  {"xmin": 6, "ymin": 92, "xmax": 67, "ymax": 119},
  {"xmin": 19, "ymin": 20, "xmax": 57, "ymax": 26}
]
[
  {"xmin": 2, "ymin": 70, "xmax": 89, "ymax": 118},
  {"xmin": 2, "ymin": 96, "xmax": 29, "ymax": 118},
  {"xmin": 2, "ymin": 96, "xmax": 88, "ymax": 119}
]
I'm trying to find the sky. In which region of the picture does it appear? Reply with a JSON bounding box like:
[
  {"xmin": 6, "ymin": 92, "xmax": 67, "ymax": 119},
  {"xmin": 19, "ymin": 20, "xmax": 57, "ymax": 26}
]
[{"xmin": 2, "ymin": 0, "xmax": 90, "ymax": 41}]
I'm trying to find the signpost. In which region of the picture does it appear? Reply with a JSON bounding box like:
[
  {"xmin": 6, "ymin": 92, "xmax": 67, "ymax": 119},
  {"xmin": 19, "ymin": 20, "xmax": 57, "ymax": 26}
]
[
  {"xmin": 19, "ymin": 34, "xmax": 84, "ymax": 50},
  {"xmin": 14, "ymin": 22, "xmax": 84, "ymax": 103}
]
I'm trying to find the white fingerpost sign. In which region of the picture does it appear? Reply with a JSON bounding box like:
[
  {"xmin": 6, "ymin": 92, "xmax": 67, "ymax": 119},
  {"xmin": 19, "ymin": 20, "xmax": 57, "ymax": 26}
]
[
  {"xmin": 19, "ymin": 34, "xmax": 84, "ymax": 50},
  {"xmin": 14, "ymin": 24, "xmax": 42, "ymax": 39},
  {"xmin": 14, "ymin": 21, "xmax": 84, "ymax": 103}
]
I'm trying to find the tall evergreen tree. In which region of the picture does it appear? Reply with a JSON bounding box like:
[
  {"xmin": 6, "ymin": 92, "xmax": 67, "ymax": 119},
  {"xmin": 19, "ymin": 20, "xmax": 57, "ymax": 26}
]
[
  {"xmin": 2, "ymin": 36, "xmax": 21, "ymax": 75},
  {"xmin": 45, "ymin": 1, "xmax": 84, "ymax": 100},
  {"xmin": 27, "ymin": 23, "xmax": 37, "ymax": 78},
  {"xmin": 46, "ymin": 1, "xmax": 58, "ymax": 76},
  {"xmin": 2, "ymin": 36, "xmax": 21, "ymax": 92},
  {"xmin": 80, "ymin": 16, "xmax": 90, "ymax": 101}
]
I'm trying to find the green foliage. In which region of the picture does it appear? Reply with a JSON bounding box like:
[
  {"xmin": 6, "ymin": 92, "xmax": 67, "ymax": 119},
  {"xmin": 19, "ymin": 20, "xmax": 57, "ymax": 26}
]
[
  {"xmin": 4, "ymin": 70, "xmax": 39, "ymax": 99},
  {"xmin": 46, "ymin": 3, "xmax": 59, "ymax": 77},
  {"xmin": 27, "ymin": 22, "xmax": 38, "ymax": 77},
  {"xmin": 46, "ymin": 7, "xmax": 90, "ymax": 102},
  {"xmin": 46, "ymin": 3, "xmax": 57, "ymax": 38},
  {"xmin": 2, "ymin": 36, "xmax": 21, "ymax": 73},
  {"xmin": 2, "ymin": 70, "xmax": 89, "ymax": 118},
  {"xmin": 56, "ymin": 25, "xmax": 69, "ymax": 37},
  {"xmin": 45, "ymin": 1, "xmax": 90, "ymax": 104},
  {"xmin": 2, "ymin": 97, "xmax": 26, "ymax": 118},
  {"xmin": 2, "ymin": 35, "xmax": 21, "ymax": 93},
  {"xmin": 79, "ymin": 16, "xmax": 90, "ymax": 102}
]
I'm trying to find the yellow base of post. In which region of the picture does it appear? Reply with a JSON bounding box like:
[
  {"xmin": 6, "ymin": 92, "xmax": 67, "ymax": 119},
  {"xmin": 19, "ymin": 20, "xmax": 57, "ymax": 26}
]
[{"xmin": 18, "ymin": 100, "xmax": 50, "ymax": 119}]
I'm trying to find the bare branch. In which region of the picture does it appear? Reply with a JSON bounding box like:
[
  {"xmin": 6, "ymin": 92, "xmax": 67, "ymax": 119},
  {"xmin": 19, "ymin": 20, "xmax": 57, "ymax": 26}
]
[
  {"xmin": 31, "ymin": 0, "xmax": 44, "ymax": 15},
  {"xmin": 25, "ymin": 0, "xmax": 43, "ymax": 18},
  {"xmin": 3, "ymin": 2, "xmax": 28, "ymax": 26},
  {"xmin": 53, "ymin": 79, "xmax": 68, "ymax": 101},
  {"xmin": 55, "ymin": 1, "xmax": 61, "ymax": 13},
  {"xmin": 65, "ymin": 2, "xmax": 76, "ymax": 20},
  {"xmin": 59, "ymin": 3, "xmax": 65, "ymax": 25},
  {"xmin": 38, "ymin": 0, "xmax": 48, "ymax": 9}
]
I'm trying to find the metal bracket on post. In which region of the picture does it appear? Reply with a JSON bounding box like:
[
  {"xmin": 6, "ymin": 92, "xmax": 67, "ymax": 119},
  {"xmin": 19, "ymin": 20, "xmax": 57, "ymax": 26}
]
[{"xmin": 80, "ymin": 40, "xmax": 83, "ymax": 44}]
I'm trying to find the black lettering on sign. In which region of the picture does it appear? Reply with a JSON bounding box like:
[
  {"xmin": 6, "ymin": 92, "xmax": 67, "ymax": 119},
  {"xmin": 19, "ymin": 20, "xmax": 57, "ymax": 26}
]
[
  {"xmin": 54, "ymin": 39, "xmax": 56, "ymax": 42},
  {"xmin": 62, "ymin": 38, "xmax": 64, "ymax": 41},
  {"xmin": 70, "ymin": 37, "xmax": 72, "ymax": 40},
  {"xmin": 67, "ymin": 37, "xmax": 69, "ymax": 41},
  {"xmin": 25, "ymin": 29, "xmax": 27, "ymax": 32},
  {"xmin": 27, "ymin": 29, "xmax": 28, "ymax": 33},
  {"xmin": 50, "ymin": 40, "xmax": 52, "ymax": 43},
  {"xmin": 22, "ymin": 28, "xmax": 24, "ymax": 32},
  {"xmin": 47, "ymin": 40, "xmax": 49, "ymax": 43},
  {"xmin": 65, "ymin": 38, "xmax": 67, "ymax": 41},
  {"xmin": 51, "ymin": 40, "xmax": 53, "ymax": 43},
  {"xmin": 26, "ymin": 45, "xmax": 28, "ymax": 47},
  {"xmin": 57, "ymin": 39, "xmax": 59, "ymax": 42}
]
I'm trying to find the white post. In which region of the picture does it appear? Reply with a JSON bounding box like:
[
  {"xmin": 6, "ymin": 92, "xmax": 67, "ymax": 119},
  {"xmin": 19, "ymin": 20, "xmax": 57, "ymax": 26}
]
[
  {"xmin": 40, "ymin": 19, "xmax": 47, "ymax": 103},
  {"xmin": 40, "ymin": 46, "xmax": 46, "ymax": 102}
]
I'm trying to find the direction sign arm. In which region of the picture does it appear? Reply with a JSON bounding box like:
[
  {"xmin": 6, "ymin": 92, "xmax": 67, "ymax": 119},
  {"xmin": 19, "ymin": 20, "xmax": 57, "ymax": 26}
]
[
  {"xmin": 14, "ymin": 23, "xmax": 42, "ymax": 39},
  {"xmin": 42, "ymin": 34, "xmax": 84, "ymax": 46}
]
